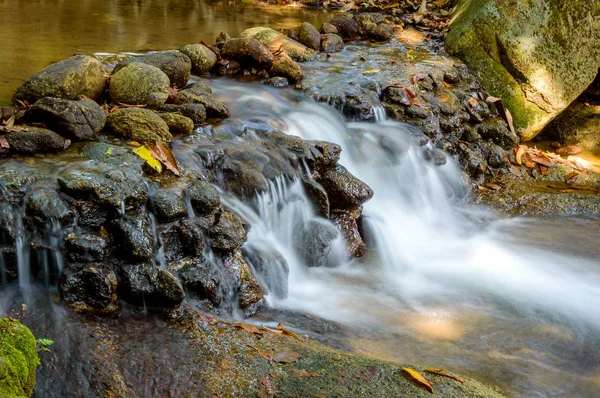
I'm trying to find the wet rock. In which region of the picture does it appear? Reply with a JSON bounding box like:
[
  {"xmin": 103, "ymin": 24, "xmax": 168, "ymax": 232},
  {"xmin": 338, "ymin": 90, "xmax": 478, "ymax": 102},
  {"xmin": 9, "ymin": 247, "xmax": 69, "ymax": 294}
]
[
  {"xmin": 233, "ymin": 254, "xmax": 263, "ymax": 310},
  {"xmin": 264, "ymin": 77, "xmax": 289, "ymax": 87},
  {"xmin": 109, "ymin": 62, "xmax": 170, "ymax": 108},
  {"xmin": 327, "ymin": 17, "xmax": 358, "ymax": 39},
  {"xmin": 26, "ymin": 187, "xmax": 74, "ymax": 224},
  {"xmin": 216, "ymin": 31, "xmax": 231, "ymax": 45},
  {"xmin": 159, "ymin": 112, "xmax": 194, "ymax": 135},
  {"xmin": 423, "ymin": 148, "xmax": 447, "ymax": 166},
  {"xmin": 12, "ymin": 55, "xmax": 108, "ymax": 105},
  {"xmin": 114, "ymin": 50, "xmax": 192, "ymax": 89},
  {"xmin": 308, "ymin": 86, "xmax": 379, "ymax": 121},
  {"xmin": 160, "ymin": 222, "xmax": 186, "ymax": 263},
  {"xmin": 477, "ymin": 118, "xmax": 519, "ymax": 149},
  {"xmin": 64, "ymin": 232, "xmax": 108, "ymax": 263},
  {"xmin": 221, "ymin": 37, "xmax": 274, "ymax": 70},
  {"xmin": 480, "ymin": 141, "xmax": 507, "ymax": 168},
  {"xmin": 302, "ymin": 178, "xmax": 330, "ymax": 218},
  {"xmin": 148, "ymin": 190, "xmax": 187, "ymax": 222},
  {"xmin": 243, "ymin": 246, "xmax": 289, "ymax": 299},
  {"xmin": 60, "ymin": 264, "xmax": 118, "ymax": 314},
  {"xmin": 186, "ymin": 180, "xmax": 220, "ymax": 216},
  {"xmin": 330, "ymin": 211, "xmax": 366, "ymax": 258},
  {"xmin": 208, "ymin": 210, "xmax": 247, "ymax": 251},
  {"xmin": 467, "ymin": 99, "xmax": 491, "ymax": 123},
  {"xmin": 357, "ymin": 13, "xmax": 393, "ymax": 41},
  {"xmin": 297, "ymin": 220, "xmax": 338, "ymax": 268},
  {"xmin": 322, "ymin": 22, "xmax": 338, "ymax": 34},
  {"xmin": 175, "ymin": 82, "xmax": 229, "ymax": 118},
  {"xmin": 317, "ymin": 164, "xmax": 373, "ymax": 210},
  {"xmin": 0, "ymin": 246, "xmax": 18, "ymax": 281},
  {"xmin": 180, "ymin": 44, "xmax": 218, "ymax": 74},
  {"xmin": 320, "ymin": 33, "xmax": 344, "ymax": 53},
  {"xmin": 178, "ymin": 219, "xmax": 206, "ymax": 258},
  {"xmin": 179, "ymin": 258, "xmax": 222, "ymax": 306},
  {"xmin": 271, "ymin": 53, "xmax": 303, "ymax": 82},
  {"xmin": 454, "ymin": 142, "xmax": 487, "ymax": 184},
  {"xmin": 120, "ymin": 264, "xmax": 185, "ymax": 307},
  {"xmin": 111, "ymin": 214, "xmax": 154, "ymax": 262},
  {"xmin": 106, "ymin": 107, "xmax": 172, "ymax": 143},
  {"xmin": 27, "ymin": 97, "xmax": 106, "ymax": 140},
  {"xmin": 383, "ymin": 86, "xmax": 412, "ymax": 106},
  {"xmin": 298, "ymin": 22, "xmax": 321, "ymax": 50},
  {"xmin": 240, "ymin": 27, "xmax": 316, "ymax": 62},
  {"xmin": 5, "ymin": 127, "xmax": 68, "ymax": 154},
  {"xmin": 215, "ymin": 59, "xmax": 242, "ymax": 76},
  {"xmin": 160, "ymin": 103, "xmax": 206, "ymax": 124}
]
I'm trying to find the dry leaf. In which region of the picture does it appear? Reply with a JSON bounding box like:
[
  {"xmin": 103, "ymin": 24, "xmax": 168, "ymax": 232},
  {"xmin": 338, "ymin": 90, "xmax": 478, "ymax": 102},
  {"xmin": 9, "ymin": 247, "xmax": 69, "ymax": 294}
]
[
  {"xmin": 539, "ymin": 165, "xmax": 548, "ymax": 176},
  {"xmin": 258, "ymin": 374, "xmax": 277, "ymax": 398},
  {"xmin": 418, "ymin": 0, "xmax": 428, "ymax": 14},
  {"xmin": 5, "ymin": 114, "xmax": 15, "ymax": 129},
  {"xmin": 568, "ymin": 156, "xmax": 594, "ymax": 172},
  {"xmin": 424, "ymin": 367, "xmax": 465, "ymax": 383},
  {"xmin": 565, "ymin": 171, "xmax": 579, "ymax": 185},
  {"xmin": 99, "ymin": 226, "xmax": 109, "ymax": 238},
  {"xmin": 530, "ymin": 155, "xmax": 553, "ymax": 167},
  {"xmin": 468, "ymin": 97, "xmax": 478, "ymax": 107},
  {"xmin": 130, "ymin": 141, "xmax": 140, "ymax": 147},
  {"xmin": 515, "ymin": 145, "xmax": 528, "ymax": 165},
  {"xmin": 402, "ymin": 368, "xmax": 434, "ymax": 394},
  {"xmin": 133, "ymin": 145, "xmax": 163, "ymax": 173},
  {"xmin": 235, "ymin": 323, "xmax": 264, "ymax": 335},
  {"xmin": 0, "ymin": 135, "xmax": 9, "ymax": 149},
  {"xmin": 290, "ymin": 368, "xmax": 318, "ymax": 377},
  {"xmin": 442, "ymin": 81, "xmax": 453, "ymax": 88},
  {"xmin": 509, "ymin": 164, "xmax": 522, "ymax": 177},
  {"xmin": 272, "ymin": 351, "xmax": 301, "ymax": 363},
  {"xmin": 383, "ymin": 2, "xmax": 400, "ymax": 9},
  {"xmin": 145, "ymin": 141, "xmax": 180, "ymax": 176},
  {"xmin": 261, "ymin": 326, "xmax": 284, "ymax": 335},
  {"xmin": 556, "ymin": 145, "xmax": 582, "ymax": 156},
  {"xmin": 523, "ymin": 152, "xmax": 536, "ymax": 169},
  {"xmin": 483, "ymin": 182, "xmax": 502, "ymax": 190},
  {"xmin": 252, "ymin": 346, "xmax": 274, "ymax": 361},
  {"xmin": 267, "ymin": 33, "xmax": 285, "ymax": 55},
  {"xmin": 278, "ymin": 323, "xmax": 304, "ymax": 342}
]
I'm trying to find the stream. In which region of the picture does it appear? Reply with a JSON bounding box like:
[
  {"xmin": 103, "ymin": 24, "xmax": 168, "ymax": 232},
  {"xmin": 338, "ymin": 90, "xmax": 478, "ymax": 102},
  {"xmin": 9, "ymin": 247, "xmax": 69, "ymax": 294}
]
[{"xmin": 1, "ymin": 2, "xmax": 600, "ymax": 397}]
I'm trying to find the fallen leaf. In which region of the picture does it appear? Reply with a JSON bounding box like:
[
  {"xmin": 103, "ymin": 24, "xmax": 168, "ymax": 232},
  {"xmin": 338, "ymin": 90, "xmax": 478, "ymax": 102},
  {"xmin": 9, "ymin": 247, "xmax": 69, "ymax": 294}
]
[
  {"xmin": 418, "ymin": 0, "xmax": 428, "ymax": 14},
  {"xmin": 530, "ymin": 155, "xmax": 553, "ymax": 167},
  {"xmin": 509, "ymin": 164, "xmax": 522, "ymax": 177},
  {"xmin": 290, "ymin": 368, "xmax": 318, "ymax": 377},
  {"xmin": 267, "ymin": 33, "xmax": 285, "ymax": 55},
  {"xmin": 130, "ymin": 141, "xmax": 140, "ymax": 147},
  {"xmin": 359, "ymin": 56, "xmax": 366, "ymax": 61},
  {"xmin": 278, "ymin": 323, "xmax": 304, "ymax": 342},
  {"xmin": 235, "ymin": 323, "xmax": 264, "ymax": 335},
  {"xmin": 0, "ymin": 135, "xmax": 9, "ymax": 149},
  {"xmin": 565, "ymin": 171, "xmax": 579, "ymax": 185},
  {"xmin": 105, "ymin": 147, "xmax": 113, "ymax": 155},
  {"xmin": 261, "ymin": 326, "xmax": 284, "ymax": 335},
  {"xmin": 383, "ymin": 2, "xmax": 399, "ymax": 9},
  {"xmin": 515, "ymin": 145, "xmax": 527, "ymax": 165},
  {"xmin": 272, "ymin": 351, "xmax": 301, "ymax": 363},
  {"xmin": 483, "ymin": 182, "xmax": 502, "ymax": 190},
  {"xmin": 504, "ymin": 108, "xmax": 516, "ymax": 134},
  {"xmin": 258, "ymin": 374, "xmax": 277, "ymax": 398},
  {"xmin": 523, "ymin": 152, "xmax": 536, "ymax": 169},
  {"xmin": 556, "ymin": 145, "xmax": 582, "ymax": 156},
  {"xmin": 145, "ymin": 141, "xmax": 180, "ymax": 176},
  {"xmin": 539, "ymin": 165, "xmax": 548, "ymax": 176},
  {"xmin": 402, "ymin": 368, "xmax": 434, "ymax": 394},
  {"xmin": 99, "ymin": 226, "xmax": 109, "ymax": 238},
  {"xmin": 424, "ymin": 367, "xmax": 465, "ymax": 383},
  {"xmin": 442, "ymin": 81, "xmax": 453, "ymax": 88},
  {"xmin": 251, "ymin": 346, "xmax": 273, "ymax": 361},
  {"xmin": 5, "ymin": 114, "xmax": 15, "ymax": 128},
  {"xmin": 568, "ymin": 156, "xmax": 594, "ymax": 172},
  {"xmin": 133, "ymin": 145, "xmax": 163, "ymax": 174},
  {"xmin": 468, "ymin": 97, "xmax": 478, "ymax": 107}
]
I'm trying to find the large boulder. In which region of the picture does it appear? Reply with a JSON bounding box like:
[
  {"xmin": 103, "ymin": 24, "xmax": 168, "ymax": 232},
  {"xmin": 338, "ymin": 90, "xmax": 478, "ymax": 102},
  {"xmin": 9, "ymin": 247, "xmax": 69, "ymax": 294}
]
[
  {"xmin": 27, "ymin": 97, "xmax": 106, "ymax": 140},
  {"xmin": 316, "ymin": 164, "xmax": 374, "ymax": 211},
  {"xmin": 12, "ymin": 55, "xmax": 108, "ymax": 105},
  {"xmin": 109, "ymin": 62, "xmax": 170, "ymax": 108},
  {"xmin": 180, "ymin": 44, "xmax": 218, "ymax": 74},
  {"xmin": 240, "ymin": 27, "xmax": 316, "ymax": 62},
  {"xmin": 114, "ymin": 50, "xmax": 192, "ymax": 88},
  {"xmin": 221, "ymin": 37, "xmax": 274, "ymax": 70},
  {"xmin": 5, "ymin": 127, "xmax": 69, "ymax": 154},
  {"xmin": 298, "ymin": 22, "xmax": 321, "ymax": 50},
  {"xmin": 446, "ymin": 0, "xmax": 600, "ymax": 141},
  {"xmin": 106, "ymin": 107, "xmax": 172, "ymax": 142},
  {"xmin": 0, "ymin": 318, "xmax": 40, "ymax": 398}
]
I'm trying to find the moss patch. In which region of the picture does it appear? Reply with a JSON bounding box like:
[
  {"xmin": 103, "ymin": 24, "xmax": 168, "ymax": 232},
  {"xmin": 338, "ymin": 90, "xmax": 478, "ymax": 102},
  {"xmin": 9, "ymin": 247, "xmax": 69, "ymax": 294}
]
[{"xmin": 0, "ymin": 318, "xmax": 40, "ymax": 398}]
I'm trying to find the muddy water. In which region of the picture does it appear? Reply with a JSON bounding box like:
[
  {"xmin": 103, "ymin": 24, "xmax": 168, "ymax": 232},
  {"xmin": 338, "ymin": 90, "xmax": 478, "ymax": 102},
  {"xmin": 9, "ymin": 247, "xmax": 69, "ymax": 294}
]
[{"xmin": 0, "ymin": 0, "xmax": 327, "ymax": 105}]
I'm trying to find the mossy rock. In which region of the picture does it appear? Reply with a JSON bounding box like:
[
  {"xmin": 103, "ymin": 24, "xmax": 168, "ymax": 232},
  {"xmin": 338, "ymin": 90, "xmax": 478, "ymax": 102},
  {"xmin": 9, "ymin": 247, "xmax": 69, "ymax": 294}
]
[
  {"xmin": 109, "ymin": 62, "xmax": 170, "ymax": 108},
  {"xmin": 446, "ymin": 0, "xmax": 600, "ymax": 141},
  {"xmin": 240, "ymin": 27, "xmax": 316, "ymax": 62},
  {"xmin": 180, "ymin": 44, "xmax": 218, "ymax": 75},
  {"xmin": 0, "ymin": 318, "xmax": 41, "ymax": 398},
  {"xmin": 106, "ymin": 107, "xmax": 172, "ymax": 143}
]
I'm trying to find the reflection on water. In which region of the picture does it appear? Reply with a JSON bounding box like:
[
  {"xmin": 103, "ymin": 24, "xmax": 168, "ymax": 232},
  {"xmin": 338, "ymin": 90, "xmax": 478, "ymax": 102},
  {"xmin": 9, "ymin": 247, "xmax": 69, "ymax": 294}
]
[{"xmin": 0, "ymin": 0, "xmax": 327, "ymax": 104}]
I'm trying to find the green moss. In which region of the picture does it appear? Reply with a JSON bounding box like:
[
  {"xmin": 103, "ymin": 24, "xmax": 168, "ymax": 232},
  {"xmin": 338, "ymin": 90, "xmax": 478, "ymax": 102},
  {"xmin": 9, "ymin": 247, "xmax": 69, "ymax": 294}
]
[{"xmin": 0, "ymin": 318, "xmax": 40, "ymax": 398}]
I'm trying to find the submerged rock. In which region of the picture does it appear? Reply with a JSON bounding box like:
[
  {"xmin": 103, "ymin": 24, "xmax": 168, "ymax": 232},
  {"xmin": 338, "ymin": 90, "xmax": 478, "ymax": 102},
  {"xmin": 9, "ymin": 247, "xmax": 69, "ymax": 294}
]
[
  {"xmin": 264, "ymin": 77, "xmax": 289, "ymax": 87},
  {"xmin": 115, "ymin": 50, "xmax": 192, "ymax": 89},
  {"xmin": 297, "ymin": 220, "xmax": 339, "ymax": 268},
  {"xmin": 27, "ymin": 97, "xmax": 106, "ymax": 141},
  {"xmin": 221, "ymin": 37, "xmax": 274, "ymax": 70},
  {"xmin": 180, "ymin": 44, "xmax": 218, "ymax": 74},
  {"xmin": 106, "ymin": 107, "xmax": 172, "ymax": 143},
  {"xmin": 12, "ymin": 55, "xmax": 108, "ymax": 105},
  {"xmin": 109, "ymin": 62, "xmax": 170, "ymax": 108},
  {"xmin": 5, "ymin": 127, "xmax": 68, "ymax": 154},
  {"xmin": 0, "ymin": 318, "xmax": 40, "ymax": 398}
]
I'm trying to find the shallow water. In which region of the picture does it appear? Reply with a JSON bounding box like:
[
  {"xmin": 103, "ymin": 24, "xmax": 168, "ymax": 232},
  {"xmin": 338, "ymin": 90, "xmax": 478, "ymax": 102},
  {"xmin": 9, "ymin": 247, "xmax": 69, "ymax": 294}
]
[{"xmin": 0, "ymin": 0, "xmax": 327, "ymax": 104}]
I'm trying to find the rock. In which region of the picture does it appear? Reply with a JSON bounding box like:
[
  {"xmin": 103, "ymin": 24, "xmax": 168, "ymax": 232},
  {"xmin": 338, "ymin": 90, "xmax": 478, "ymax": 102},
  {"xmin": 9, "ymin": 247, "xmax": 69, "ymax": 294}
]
[
  {"xmin": 221, "ymin": 37, "xmax": 274, "ymax": 70},
  {"xmin": 27, "ymin": 97, "xmax": 106, "ymax": 140},
  {"xmin": 233, "ymin": 254, "xmax": 263, "ymax": 310},
  {"xmin": 185, "ymin": 180, "xmax": 220, "ymax": 216},
  {"xmin": 5, "ymin": 127, "xmax": 68, "ymax": 154},
  {"xmin": 0, "ymin": 318, "xmax": 40, "ymax": 398},
  {"xmin": 298, "ymin": 22, "xmax": 321, "ymax": 50},
  {"xmin": 175, "ymin": 82, "xmax": 229, "ymax": 118},
  {"xmin": 60, "ymin": 264, "xmax": 119, "ymax": 314},
  {"xmin": 120, "ymin": 264, "xmax": 185, "ymax": 307},
  {"xmin": 477, "ymin": 118, "xmax": 519, "ymax": 149},
  {"xmin": 216, "ymin": 59, "xmax": 242, "ymax": 76},
  {"xmin": 159, "ymin": 112, "xmax": 194, "ymax": 135},
  {"xmin": 297, "ymin": 220, "xmax": 339, "ymax": 268},
  {"xmin": 317, "ymin": 164, "xmax": 374, "ymax": 210},
  {"xmin": 330, "ymin": 211, "xmax": 366, "ymax": 258},
  {"xmin": 542, "ymin": 100, "xmax": 600, "ymax": 151},
  {"xmin": 454, "ymin": 142, "xmax": 487, "ymax": 184},
  {"xmin": 177, "ymin": 219, "xmax": 206, "ymax": 258},
  {"xmin": 111, "ymin": 214, "xmax": 154, "ymax": 262},
  {"xmin": 180, "ymin": 44, "xmax": 218, "ymax": 74},
  {"xmin": 208, "ymin": 210, "xmax": 246, "ymax": 251},
  {"xmin": 109, "ymin": 62, "xmax": 170, "ymax": 108},
  {"xmin": 357, "ymin": 13, "xmax": 394, "ymax": 41},
  {"xmin": 160, "ymin": 103, "xmax": 206, "ymax": 124},
  {"xmin": 26, "ymin": 187, "xmax": 74, "ymax": 225},
  {"xmin": 302, "ymin": 178, "xmax": 330, "ymax": 218},
  {"xmin": 446, "ymin": 0, "xmax": 600, "ymax": 140},
  {"xmin": 423, "ymin": 148, "xmax": 447, "ymax": 166},
  {"xmin": 322, "ymin": 22, "xmax": 338, "ymax": 34},
  {"xmin": 114, "ymin": 50, "xmax": 192, "ymax": 89},
  {"xmin": 12, "ymin": 55, "xmax": 108, "ymax": 105},
  {"xmin": 320, "ymin": 33, "xmax": 344, "ymax": 53},
  {"xmin": 327, "ymin": 17, "xmax": 358, "ymax": 39},
  {"xmin": 64, "ymin": 233, "xmax": 108, "ymax": 263},
  {"xmin": 106, "ymin": 107, "xmax": 172, "ymax": 143},
  {"xmin": 216, "ymin": 31, "xmax": 231, "ymax": 44},
  {"xmin": 271, "ymin": 53, "xmax": 303, "ymax": 82},
  {"xmin": 287, "ymin": 28, "xmax": 299, "ymax": 41},
  {"xmin": 243, "ymin": 246, "xmax": 289, "ymax": 299},
  {"xmin": 240, "ymin": 27, "xmax": 316, "ymax": 62},
  {"xmin": 179, "ymin": 258, "xmax": 222, "ymax": 306},
  {"xmin": 148, "ymin": 190, "xmax": 187, "ymax": 222},
  {"xmin": 264, "ymin": 77, "xmax": 289, "ymax": 87}
]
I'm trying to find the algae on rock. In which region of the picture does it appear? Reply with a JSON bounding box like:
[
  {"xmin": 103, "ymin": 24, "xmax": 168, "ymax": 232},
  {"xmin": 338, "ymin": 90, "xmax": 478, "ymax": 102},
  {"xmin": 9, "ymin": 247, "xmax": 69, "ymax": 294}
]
[{"xmin": 0, "ymin": 318, "xmax": 41, "ymax": 398}]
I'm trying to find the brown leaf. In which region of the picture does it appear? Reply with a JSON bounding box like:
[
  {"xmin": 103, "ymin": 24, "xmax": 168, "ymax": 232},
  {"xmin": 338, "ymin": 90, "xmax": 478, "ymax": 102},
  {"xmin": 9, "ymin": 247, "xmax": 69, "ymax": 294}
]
[
  {"xmin": 523, "ymin": 152, "xmax": 536, "ymax": 169},
  {"xmin": 258, "ymin": 374, "xmax": 277, "ymax": 398},
  {"xmin": 251, "ymin": 346, "xmax": 273, "ymax": 361},
  {"xmin": 442, "ymin": 81, "xmax": 453, "ymax": 88},
  {"xmin": 272, "ymin": 351, "xmax": 301, "ymax": 363},
  {"xmin": 267, "ymin": 33, "xmax": 285, "ymax": 55},
  {"xmin": 504, "ymin": 108, "xmax": 516, "ymax": 134},
  {"xmin": 424, "ymin": 367, "xmax": 465, "ymax": 383},
  {"xmin": 468, "ymin": 97, "xmax": 478, "ymax": 108},
  {"xmin": 235, "ymin": 323, "xmax": 264, "ymax": 335},
  {"xmin": 402, "ymin": 368, "xmax": 434, "ymax": 393},
  {"xmin": 130, "ymin": 141, "xmax": 141, "ymax": 147},
  {"xmin": 539, "ymin": 165, "xmax": 548, "ymax": 176},
  {"xmin": 383, "ymin": 2, "xmax": 400, "ymax": 9},
  {"xmin": 290, "ymin": 368, "xmax": 318, "ymax": 377},
  {"xmin": 565, "ymin": 171, "xmax": 579, "ymax": 185},
  {"xmin": 278, "ymin": 323, "xmax": 304, "ymax": 342},
  {"xmin": 530, "ymin": 155, "xmax": 553, "ymax": 167},
  {"xmin": 0, "ymin": 135, "xmax": 9, "ymax": 149},
  {"xmin": 359, "ymin": 56, "xmax": 366, "ymax": 61},
  {"xmin": 483, "ymin": 182, "xmax": 502, "ymax": 190},
  {"xmin": 509, "ymin": 164, "xmax": 522, "ymax": 177},
  {"xmin": 145, "ymin": 141, "xmax": 180, "ymax": 176},
  {"xmin": 5, "ymin": 114, "xmax": 15, "ymax": 129},
  {"xmin": 556, "ymin": 145, "xmax": 582, "ymax": 156},
  {"xmin": 99, "ymin": 226, "xmax": 109, "ymax": 238}
]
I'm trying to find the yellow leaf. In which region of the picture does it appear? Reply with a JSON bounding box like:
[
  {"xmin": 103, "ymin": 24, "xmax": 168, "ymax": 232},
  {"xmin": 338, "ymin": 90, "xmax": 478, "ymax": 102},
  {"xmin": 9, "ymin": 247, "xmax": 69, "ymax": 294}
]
[
  {"xmin": 278, "ymin": 323, "xmax": 304, "ymax": 342},
  {"xmin": 133, "ymin": 145, "xmax": 163, "ymax": 173},
  {"xmin": 402, "ymin": 368, "xmax": 434, "ymax": 393},
  {"xmin": 515, "ymin": 145, "xmax": 527, "ymax": 165},
  {"xmin": 99, "ymin": 226, "xmax": 109, "ymax": 238}
]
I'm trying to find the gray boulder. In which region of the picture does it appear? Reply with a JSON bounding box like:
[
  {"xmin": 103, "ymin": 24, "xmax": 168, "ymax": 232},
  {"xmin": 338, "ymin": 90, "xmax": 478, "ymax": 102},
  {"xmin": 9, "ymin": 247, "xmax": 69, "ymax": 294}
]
[
  {"xmin": 115, "ymin": 50, "xmax": 192, "ymax": 88},
  {"xmin": 180, "ymin": 44, "xmax": 218, "ymax": 74},
  {"xmin": 5, "ymin": 127, "xmax": 68, "ymax": 154},
  {"xmin": 109, "ymin": 62, "xmax": 170, "ymax": 108},
  {"xmin": 320, "ymin": 33, "xmax": 344, "ymax": 53}
]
